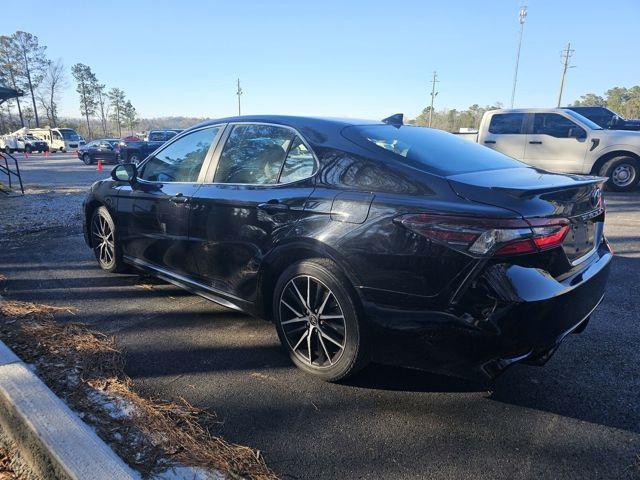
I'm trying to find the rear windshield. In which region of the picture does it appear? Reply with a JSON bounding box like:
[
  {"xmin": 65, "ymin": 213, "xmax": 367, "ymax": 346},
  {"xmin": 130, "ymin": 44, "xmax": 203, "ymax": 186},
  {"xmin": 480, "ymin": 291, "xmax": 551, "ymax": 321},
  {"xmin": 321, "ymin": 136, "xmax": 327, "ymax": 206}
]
[{"xmin": 343, "ymin": 125, "xmax": 524, "ymax": 176}]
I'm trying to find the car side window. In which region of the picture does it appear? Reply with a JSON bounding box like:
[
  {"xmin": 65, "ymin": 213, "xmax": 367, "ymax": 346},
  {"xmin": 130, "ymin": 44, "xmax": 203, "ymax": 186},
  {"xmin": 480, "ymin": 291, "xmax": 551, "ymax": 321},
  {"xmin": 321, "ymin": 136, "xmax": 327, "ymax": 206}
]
[
  {"xmin": 139, "ymin": 127, "xmax": 220, "ymax": 183},
  {"xmin": 279, "ymin": 136, "xmax": 316, "ymax": 183},
  {"xmin": 488, "ymin": 113, "xmax": 525, "ymax": 134},
  {"xmin": 214, "ymin": 124, "xmax": 295, "ymax": 184},
  {"xmin": 533, "ymin": 114, "xmax": 585, "ymax": 138}
]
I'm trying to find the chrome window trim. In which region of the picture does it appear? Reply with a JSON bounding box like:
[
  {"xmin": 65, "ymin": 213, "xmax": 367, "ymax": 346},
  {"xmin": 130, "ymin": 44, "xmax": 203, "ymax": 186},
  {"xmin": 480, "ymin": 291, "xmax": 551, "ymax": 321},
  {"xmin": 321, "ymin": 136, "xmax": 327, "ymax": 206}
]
[
  {"xmin": 136, "ymin": 124, "xmax": 227, "ymax": 186},
  {"xmin": 202, "ymin": 121, "xmax": 320, "ymax": 186}
]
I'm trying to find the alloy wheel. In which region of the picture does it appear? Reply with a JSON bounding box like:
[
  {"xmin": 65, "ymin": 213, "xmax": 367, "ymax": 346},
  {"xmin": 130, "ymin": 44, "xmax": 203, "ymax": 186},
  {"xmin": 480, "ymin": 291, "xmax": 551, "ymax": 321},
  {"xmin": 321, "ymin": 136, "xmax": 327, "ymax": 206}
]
[
  {"xmin": 129, "ymin": 154, "xmax": 140, "ymax": 165},
  {"xmin": 611, "ymin": 163, "xmax": 636, "ymax": 188},
  {"xmin": 91, "ymin": 213, "xmax": 115, "ymax": 267},
  {"xmin": 279, "ymin": 275, "xmax": 346, "ymax": 368}
]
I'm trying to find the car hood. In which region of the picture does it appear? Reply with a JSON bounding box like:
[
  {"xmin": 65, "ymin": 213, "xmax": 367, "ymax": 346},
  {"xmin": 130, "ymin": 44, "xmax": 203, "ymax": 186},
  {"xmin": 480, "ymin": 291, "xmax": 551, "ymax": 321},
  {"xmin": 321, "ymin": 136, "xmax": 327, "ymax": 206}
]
[{"xmin": 595, "ymin": 128, "xmax": 640, "ymax": 143}]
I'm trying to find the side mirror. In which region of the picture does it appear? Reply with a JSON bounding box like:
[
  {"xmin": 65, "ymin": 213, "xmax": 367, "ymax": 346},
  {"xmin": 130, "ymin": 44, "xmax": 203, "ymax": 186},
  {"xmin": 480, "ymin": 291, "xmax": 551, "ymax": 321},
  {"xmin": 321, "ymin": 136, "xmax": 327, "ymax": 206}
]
[
  {"xmin": 569, "ymin": 128, "xmax": 586, "ymax": 140},
  {"xmin": 111, "ymin": 163, "xmax": 137, "ymax": 183}
]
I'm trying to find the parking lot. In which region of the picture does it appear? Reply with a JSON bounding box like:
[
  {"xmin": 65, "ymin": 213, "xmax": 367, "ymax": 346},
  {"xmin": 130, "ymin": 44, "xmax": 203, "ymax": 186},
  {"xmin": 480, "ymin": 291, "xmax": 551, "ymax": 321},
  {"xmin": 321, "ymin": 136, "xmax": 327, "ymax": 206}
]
[{"xmin": 1, "ymin": 153, "xmax": 639, "ymax": 479}]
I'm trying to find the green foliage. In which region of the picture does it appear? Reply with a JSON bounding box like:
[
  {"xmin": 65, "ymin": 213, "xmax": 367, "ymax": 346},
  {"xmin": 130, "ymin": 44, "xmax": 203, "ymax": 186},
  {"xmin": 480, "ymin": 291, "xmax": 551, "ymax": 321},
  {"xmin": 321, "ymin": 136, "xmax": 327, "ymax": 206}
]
[
  {"xmin": 108, "ymin": 88, "xmax": 126, "ymax": 137},
  {"xmin": 11, "ymin": 31, "xmax": 49, "ymax": 127},
  {"xmin": 411, "ymin": 103, "xmax": 503, "ymax": 132},
  {"xmin": 71, "ymin": 63, "xmax": 98, "ymax": 137},
  {"xmin": 122, "ymin": 100, "xmax": 138, "ymax": 135},
  {"xmin": 573, "ymin": 86, "xmax": 640, "ymax": 118}
]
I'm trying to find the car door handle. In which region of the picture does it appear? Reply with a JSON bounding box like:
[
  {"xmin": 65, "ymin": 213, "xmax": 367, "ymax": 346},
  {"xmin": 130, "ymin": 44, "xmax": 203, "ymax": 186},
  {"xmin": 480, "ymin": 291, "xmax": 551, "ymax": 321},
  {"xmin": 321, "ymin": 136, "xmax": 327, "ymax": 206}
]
[
  {"xmin": 169, "ymin": 194, "xmax": 189, "ymax": 204},
  {"xmin": 529, "ymin": 141, "xmax": 543, "ymax": 144},
  {"xmin": 258, "ymin": 201, "xmax": 289, "ymax": 212},
  {"xmin": 484, "ymin": 140, "xmax": 496, "ymax": 144}
]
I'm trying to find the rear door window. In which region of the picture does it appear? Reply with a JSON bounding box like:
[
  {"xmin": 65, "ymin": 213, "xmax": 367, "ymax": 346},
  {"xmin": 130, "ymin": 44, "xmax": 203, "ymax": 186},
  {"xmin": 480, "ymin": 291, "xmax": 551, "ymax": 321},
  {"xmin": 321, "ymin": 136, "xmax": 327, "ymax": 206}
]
[
  {"xmin": 488, "ymin": 113, "xmax": 526, "ymax": 134},
  {"xmin": 214, "ymin": 124, "xmax": 295, "ymax": 184},
  {"xmin": 279, "ymin": 137, "xmax": 316, "ymax": 183}
]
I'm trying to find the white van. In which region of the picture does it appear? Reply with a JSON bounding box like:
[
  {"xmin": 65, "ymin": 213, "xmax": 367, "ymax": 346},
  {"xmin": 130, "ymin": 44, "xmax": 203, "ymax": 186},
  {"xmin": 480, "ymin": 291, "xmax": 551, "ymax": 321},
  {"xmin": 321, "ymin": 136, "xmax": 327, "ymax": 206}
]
[{"xmin": 29, "ymin": 127, "xmax": 85, "ymax": 152}]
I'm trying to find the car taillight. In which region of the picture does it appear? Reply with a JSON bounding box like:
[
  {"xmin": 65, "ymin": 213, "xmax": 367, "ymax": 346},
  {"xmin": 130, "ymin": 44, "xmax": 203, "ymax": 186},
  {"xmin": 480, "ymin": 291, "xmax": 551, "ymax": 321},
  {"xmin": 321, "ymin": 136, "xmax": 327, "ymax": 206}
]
[{"xmin": 394, "ymin": 214, "xmax": 569, "ymax": 257}]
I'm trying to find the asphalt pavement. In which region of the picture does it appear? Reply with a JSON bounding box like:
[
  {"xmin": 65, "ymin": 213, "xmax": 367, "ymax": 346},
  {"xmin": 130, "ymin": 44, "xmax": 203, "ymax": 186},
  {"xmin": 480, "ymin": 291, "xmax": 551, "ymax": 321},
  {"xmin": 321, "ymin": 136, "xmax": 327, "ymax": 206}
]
[{"xmin": 1, "ymin": 154, "xmax": 639, "ymax": 479}]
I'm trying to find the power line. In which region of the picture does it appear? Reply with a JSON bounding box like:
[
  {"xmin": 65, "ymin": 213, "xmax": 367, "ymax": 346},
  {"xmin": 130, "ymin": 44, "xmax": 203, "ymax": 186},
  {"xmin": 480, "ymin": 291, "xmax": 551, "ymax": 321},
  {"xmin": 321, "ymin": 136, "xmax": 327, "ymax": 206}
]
[
  {"xmin": 428, "ymin": 71, "xmax": 439, "ymax": 127},
  {"xmin": 236, "ymin": 78, "xmax": 243, "ymax": 116},
  {"xmin": 557, "ymin": 42, "xmax": 575, "ymax": 107},
  {"xmin": 510, "ymin": 5, "xmax": 527, "ymax": 108}
]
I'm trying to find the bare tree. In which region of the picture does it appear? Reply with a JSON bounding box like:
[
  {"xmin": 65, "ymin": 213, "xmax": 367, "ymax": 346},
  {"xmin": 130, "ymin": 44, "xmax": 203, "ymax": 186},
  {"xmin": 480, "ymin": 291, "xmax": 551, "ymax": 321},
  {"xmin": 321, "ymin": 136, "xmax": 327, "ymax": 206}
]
[
  {"xmin": 0, "ymin": 35, "xmax": 24, "ymax": 127},
  {"xmin": 71, "ymin": 63, "xmax": 98, "ymax": 139},
  {"xmin": 12, "ymin": 31, "xmax": 49, "ymax": 128},
  {"xmin": 37, "ymin": 58, "xmax": 66, "ymax": 127}
]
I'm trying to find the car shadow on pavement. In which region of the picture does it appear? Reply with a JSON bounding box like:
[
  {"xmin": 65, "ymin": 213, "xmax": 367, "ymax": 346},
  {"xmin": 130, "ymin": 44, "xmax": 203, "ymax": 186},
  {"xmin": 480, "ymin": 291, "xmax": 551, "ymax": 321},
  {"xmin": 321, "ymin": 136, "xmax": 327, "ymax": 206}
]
[{"xmin": 1, "ymin": 247, "xmax": 639, "ymax": 437}]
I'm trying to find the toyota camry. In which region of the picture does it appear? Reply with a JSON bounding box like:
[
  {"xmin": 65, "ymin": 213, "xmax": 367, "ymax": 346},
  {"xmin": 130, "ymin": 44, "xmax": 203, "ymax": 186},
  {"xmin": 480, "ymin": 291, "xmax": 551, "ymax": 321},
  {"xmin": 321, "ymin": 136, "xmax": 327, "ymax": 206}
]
[{"xmin": 83, "ymin": 114, "xmax": 611, "ymax": 381}]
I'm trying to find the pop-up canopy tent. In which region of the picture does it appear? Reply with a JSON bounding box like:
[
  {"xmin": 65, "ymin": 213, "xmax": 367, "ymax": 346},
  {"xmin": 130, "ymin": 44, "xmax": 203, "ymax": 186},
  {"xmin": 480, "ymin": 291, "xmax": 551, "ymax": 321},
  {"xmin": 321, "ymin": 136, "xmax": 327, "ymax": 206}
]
[{"xmin": 0, "ymin": 86, "xmax": 22, "ymax": 106}]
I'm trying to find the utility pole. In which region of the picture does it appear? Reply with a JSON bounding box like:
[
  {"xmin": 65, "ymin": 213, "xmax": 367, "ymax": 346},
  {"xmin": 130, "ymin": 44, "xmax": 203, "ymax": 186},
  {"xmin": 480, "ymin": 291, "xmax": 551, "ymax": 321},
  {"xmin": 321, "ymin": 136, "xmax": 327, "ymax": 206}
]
[
  {"xmin": 557, "ymin": 42, "xmax": 575, "ymax": 107},
  {"xmin": 236, "ymin": 78, "xmax": 243, "ymax": 116},
  {"xmin": 428, "ymin": 71, "xmax": 439, "ymax": 127},
  {"xmin": 510, "ymin": 5, "xmax": 527, "ymax": 108}
]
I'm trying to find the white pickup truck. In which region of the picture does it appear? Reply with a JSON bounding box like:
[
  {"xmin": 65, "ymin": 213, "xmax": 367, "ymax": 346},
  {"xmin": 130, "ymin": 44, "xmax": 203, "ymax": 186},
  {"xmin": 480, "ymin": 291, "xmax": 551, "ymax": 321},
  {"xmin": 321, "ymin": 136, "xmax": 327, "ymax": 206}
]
[{"xmin": 458, "ymin": 108, "xmax": 640, "ymax": 191}]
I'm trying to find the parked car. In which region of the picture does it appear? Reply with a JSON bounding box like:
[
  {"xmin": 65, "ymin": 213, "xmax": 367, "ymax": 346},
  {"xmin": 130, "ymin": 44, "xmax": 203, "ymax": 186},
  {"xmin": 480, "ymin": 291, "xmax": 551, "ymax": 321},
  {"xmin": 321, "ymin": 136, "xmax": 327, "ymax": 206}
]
[
  {"xmin": 563, "ymin": 106, "xmax": 640, "ymax": 131},
  {"xmin": 145, "ymin": 129, "xmax": 181, "ymax": 142},
  {"xmin": 83, "ymin": 115, "xmax": 611, "ymax": 382},
  {"xmin": 456, "ymin": 108, "xmax": 640, "ymax": 191},
  {"xmin": 115, "ymin": 130, "xmax": 185, "ymax": 164},
  {"xmin": 77, "ymin": 139, "xmax": 121, "ymax": 165}
]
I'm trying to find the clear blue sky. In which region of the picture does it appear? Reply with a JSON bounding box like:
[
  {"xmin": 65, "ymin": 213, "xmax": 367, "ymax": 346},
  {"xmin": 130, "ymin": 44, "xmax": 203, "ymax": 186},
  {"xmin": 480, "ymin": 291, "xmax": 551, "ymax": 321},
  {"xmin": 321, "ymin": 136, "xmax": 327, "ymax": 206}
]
[{"xmin": 4, "ymin": 0, "xmax": 639, "ymax": 119}]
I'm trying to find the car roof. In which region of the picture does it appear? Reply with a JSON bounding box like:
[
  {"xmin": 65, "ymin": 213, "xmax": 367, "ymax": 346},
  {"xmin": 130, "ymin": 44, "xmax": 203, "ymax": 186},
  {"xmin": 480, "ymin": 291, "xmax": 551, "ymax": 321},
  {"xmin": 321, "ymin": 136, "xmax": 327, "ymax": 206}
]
[
  {"xmin": 194, "ymin": 115, "xmax": 385, "ymax": 131},
  {"xmin": 487, "ymin": 108, "xmax": 570, "ymax": 114}
]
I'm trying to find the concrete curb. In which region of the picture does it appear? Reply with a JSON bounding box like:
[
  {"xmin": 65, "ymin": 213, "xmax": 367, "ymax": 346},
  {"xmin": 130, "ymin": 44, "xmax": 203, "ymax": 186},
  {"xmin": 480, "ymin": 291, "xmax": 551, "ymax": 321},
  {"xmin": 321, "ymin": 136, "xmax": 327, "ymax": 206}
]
[{"xmin": 0, "ymin": 339, "xmax": 139, "ymax": 480}]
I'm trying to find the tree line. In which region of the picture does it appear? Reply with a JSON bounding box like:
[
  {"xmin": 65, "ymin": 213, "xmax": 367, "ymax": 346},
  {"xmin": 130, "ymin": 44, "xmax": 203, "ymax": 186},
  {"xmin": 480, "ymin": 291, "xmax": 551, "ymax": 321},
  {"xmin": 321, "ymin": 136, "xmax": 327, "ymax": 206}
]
[
  {"xmin": 0, "ymin": 30, "xmax": 138, "ymax": 140},
  {"xmin": 572, "ymin": 86, "xmax": 640, "ymax": 119}
]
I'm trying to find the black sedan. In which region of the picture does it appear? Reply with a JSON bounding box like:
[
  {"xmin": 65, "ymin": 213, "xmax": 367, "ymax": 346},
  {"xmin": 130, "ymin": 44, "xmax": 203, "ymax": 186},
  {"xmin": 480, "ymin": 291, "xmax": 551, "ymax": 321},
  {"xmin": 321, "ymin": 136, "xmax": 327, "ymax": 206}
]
[
  {"xmin": 82, "ymin": 115, "xmax": 611, "ymax": 382},
  {"xmin": 77, "ymin": 139, "xmax": 121, "ymax": 165}
]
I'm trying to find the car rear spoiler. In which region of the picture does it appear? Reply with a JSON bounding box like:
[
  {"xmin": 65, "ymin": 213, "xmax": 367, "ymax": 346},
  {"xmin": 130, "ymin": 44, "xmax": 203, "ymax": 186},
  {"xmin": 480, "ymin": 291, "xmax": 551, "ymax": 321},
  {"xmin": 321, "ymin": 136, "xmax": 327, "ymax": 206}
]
[{"xmin": 489, "ymin": 176, "xmax": 608, "ymax": 198}]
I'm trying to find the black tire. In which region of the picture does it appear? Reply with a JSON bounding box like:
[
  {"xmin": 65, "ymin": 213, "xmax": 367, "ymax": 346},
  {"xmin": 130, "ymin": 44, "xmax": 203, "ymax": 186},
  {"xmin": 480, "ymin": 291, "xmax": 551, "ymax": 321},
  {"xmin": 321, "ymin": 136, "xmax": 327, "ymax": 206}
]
[
  {"xmin": 82, "ymin": 153, "xmax": 93, "ymax": 165},
  {"xmin": 599, "ymin": 156, "xmax": 639, "ymax": 192},
  {"xmin": 273, "ymin": 258, "xmax": 370, "ymax": 382},
  {"xmin": 128, "ymin": 152, "xmax": 141, "ymax": 165},
  {"xmin": 90, "ymin": 206, "xmax": 126, "ymax": 273}
]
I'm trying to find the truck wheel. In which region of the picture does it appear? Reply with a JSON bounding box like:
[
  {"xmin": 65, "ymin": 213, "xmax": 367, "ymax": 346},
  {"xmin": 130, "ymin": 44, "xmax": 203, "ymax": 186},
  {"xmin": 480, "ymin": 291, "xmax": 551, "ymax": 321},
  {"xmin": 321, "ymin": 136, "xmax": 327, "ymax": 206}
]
[{"xmin": 599, "ymin": 156, "xmax": 639, "ymax": 192}]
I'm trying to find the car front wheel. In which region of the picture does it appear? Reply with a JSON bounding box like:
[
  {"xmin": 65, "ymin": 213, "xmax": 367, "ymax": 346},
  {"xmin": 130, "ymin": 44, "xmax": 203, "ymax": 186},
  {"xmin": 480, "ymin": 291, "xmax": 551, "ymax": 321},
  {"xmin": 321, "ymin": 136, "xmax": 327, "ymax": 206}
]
[
  {"xmin": 600, "ymin": 156, "xmax": 639, "ymax": 192},
  {"xmin": 90, "ymin": 206, "xmax": 126, "ymax": 273},
  {"xmin": 273, "ymin": 259, "xmax": 370, "ymax": 381},
  {"xmin": 128, "ymin": 153, "xmax": 141, "ymax": 165},
  {"xmin": 82, "ymin": 153, "xmax": 93, "ymax": 165}
]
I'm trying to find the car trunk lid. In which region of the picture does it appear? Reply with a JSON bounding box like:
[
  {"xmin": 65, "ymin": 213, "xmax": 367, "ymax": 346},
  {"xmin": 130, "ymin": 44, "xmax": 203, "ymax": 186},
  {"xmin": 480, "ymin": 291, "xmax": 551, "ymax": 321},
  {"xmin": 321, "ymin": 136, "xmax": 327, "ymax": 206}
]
[{"xmin": 447, "ymin": 167, "xmax": 607, "ymax": 263}]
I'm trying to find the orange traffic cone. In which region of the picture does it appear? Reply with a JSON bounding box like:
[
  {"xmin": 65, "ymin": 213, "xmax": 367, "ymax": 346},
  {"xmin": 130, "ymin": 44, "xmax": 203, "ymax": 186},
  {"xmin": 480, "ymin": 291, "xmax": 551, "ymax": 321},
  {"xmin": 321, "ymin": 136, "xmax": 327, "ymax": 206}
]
[
  {"xmin": 44, "ymin": 150, "xmax": 49, "ymax": 158},
  {"xmin": 97, "ymin": 160, "xmax": 103, "ymax": 172}
]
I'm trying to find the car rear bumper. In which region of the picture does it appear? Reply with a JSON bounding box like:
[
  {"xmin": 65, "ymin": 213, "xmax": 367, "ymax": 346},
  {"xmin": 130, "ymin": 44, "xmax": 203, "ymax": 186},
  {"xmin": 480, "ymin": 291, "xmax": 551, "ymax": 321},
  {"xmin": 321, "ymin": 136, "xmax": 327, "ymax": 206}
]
[{"xmin": 363, "ymin": 239, "xmax": 613, "ymax": 380}]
